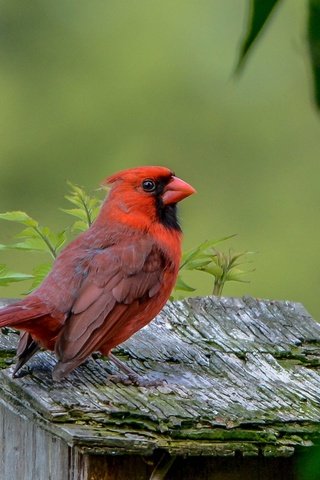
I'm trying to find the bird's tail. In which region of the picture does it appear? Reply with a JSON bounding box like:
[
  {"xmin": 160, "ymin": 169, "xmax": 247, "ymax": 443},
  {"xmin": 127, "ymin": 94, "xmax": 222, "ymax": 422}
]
[
  {"xmin": 0, "ymin": 302, "xmax": 45, "ymax": 328},
  {"xmin": 12, "ymin": 332, "xmax": 41, "ymax": 377}
]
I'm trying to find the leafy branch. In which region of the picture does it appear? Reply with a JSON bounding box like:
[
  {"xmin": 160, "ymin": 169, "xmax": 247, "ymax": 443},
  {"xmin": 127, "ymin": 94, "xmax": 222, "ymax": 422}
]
[
  {"xmin": 236, "ymin": 0, "xmax": 281, "ymax": 74},
  {"xmin": 0, "ymin": 211, "xmax": 66, "ymax": 259},
  {"xmin": 0, "ymin": 183, "xmax": 102, "ymax": 290},
  {"xmin": 61, "ymin": 182, "xmax": 101, "ymax": 232}
]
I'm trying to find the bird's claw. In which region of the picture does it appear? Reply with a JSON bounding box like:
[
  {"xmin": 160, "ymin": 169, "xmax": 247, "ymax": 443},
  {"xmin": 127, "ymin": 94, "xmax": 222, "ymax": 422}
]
[
  {"xmin": 108, "ymin": 373, "xmax": 135, "ymax": 385},
  {"xmin": 108, "ymin": 373, "xmax": 165, "ymax": 387},
  {"xmin": 132, "ymin": 376, "xmax": 165, "ymax": 388},
  {"xmin": 12, "ymin": 366, "xmax": 33, "ymax": 379}
]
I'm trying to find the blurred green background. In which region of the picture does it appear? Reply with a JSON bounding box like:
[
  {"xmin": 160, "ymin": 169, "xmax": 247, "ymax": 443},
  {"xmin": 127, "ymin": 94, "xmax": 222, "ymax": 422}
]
[{"xmin": 0, "ymin": 0, "xmax": 319, "ymax": 318}]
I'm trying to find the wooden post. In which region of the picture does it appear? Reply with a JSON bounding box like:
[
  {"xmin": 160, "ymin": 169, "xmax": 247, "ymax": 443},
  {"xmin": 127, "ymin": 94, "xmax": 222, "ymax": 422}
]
[{"xmin": 1, "ymin": 296, "xmax": 320, "ymax": 479}]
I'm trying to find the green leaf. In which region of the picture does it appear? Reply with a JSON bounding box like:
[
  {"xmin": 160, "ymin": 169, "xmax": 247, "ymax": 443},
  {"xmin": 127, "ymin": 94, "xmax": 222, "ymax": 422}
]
[
  {"xmin": 0, "ymin": 264, "xmax": 33, "ymax": 287},
  {"xmin": 71, "ymin": 220, "xmax": 90, "ymax": 232},
  {"xmin": 183, "ymin": 257, "xmax": 212, "ymax": 271},
  {"xmin": 91, "ymin": 205, "xmax": 101, "ymax": 220},
  {"xmin": 14, "ymin": 227, "xmax": 39, "ymax": 239},
  {"xmin": 55, "ymin": 230, "xmax": 67, "ymax": 251},
  {"xmin": 27, "ymin": 263, "xmax": 52, "ymax": 292},
  {"xmin": 226, "ymin": 267, "xmax": 255, "ymax": 282},
  {"xmin": 41, "ymin": 227, "xmax": 67, "ymax": 253},
  {"xmin": 0, "ymin": 228, "xmax": 66, "ymax": 256},
  {"xmin": 174, "ymin": 276, "xmax": 196, "ymax": 292},
  {"xmin": 2, "ymin": 237, "xmax": 52, "ymax": 252},
  {"xmin": 308, "ymin": 0, "xmax": 320, "ymax": 109},
  {"xmin": 61, "ymin": 208, "xmax": 89, "ymax": 222},
  {"xmin": 226, "ymin": 251, "xmax": 255, "ymax": 268},
  {"xmin": 0, "ymin": 211, "xmax": 38, "ymax": 227},
  {"xmin": 63, "ymin": 182, "xmax": 102, "ymax": 229},
  {"xmin": 236, "ymin": 0, "xmax": 282, "ymax": 73},
  {"xmin": 200, "ymin": 262, "xmax": 224, "ymax": 277},
  {"xmin": 180, "ymin": 235, "xmax": 236, "ymax": 270}
]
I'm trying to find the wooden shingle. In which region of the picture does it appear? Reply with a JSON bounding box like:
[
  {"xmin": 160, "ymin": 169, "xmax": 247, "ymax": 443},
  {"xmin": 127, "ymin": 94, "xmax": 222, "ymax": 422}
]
[{"xmin": 1, "ymin": 296, "xmax": 320, "ymax": 479}]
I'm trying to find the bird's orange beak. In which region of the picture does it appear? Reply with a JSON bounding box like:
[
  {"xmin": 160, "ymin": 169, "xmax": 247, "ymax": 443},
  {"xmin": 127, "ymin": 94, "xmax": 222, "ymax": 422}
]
[{"xmin": 162, "ymin": 176, "xmax": 196, "ymax": 205}]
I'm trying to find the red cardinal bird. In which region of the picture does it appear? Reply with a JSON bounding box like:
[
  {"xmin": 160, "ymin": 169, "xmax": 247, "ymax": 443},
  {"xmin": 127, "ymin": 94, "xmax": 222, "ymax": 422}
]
[{"xmin": 0, "ymin": 166, "xmax": 195, "ymax": 381}]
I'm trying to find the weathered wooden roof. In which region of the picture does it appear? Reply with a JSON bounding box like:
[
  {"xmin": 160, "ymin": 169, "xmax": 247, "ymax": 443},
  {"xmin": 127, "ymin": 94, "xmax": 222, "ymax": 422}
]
[{"xmin": 1, "ymin": 295, "xmax": 320, "ymax": 457}]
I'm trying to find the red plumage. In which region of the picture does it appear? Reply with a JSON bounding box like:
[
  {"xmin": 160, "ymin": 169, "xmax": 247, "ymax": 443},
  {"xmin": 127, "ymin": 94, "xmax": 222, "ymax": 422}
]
[{"xmin": 0, "ymin": 166, "xmax": 195, "ymax": 380}]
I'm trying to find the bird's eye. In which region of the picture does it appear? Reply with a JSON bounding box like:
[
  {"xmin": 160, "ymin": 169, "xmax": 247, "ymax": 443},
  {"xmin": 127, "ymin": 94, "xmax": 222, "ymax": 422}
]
[{"xmin": 142, "ymin": 179, "xmax": 156, "ymax": 192}]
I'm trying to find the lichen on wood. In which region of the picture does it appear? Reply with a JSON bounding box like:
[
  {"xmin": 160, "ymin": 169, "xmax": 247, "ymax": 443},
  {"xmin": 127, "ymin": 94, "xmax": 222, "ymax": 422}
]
[{"xmin": 1, "ymin": 295, "xmax": 320, "ymax": 457}]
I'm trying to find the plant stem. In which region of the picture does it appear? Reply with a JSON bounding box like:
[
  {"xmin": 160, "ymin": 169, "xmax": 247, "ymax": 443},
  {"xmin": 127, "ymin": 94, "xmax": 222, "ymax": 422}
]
[
  {"xmin": 213, "ymin": 280, "xmax": 223, "ymax": 296},
  {"xmin": 79, "ymin": 194, "xmax": 92, "ymax": 227},
  {"xmin": 33, "ymin": 227, "xmax": 57, "ymax": 259}
]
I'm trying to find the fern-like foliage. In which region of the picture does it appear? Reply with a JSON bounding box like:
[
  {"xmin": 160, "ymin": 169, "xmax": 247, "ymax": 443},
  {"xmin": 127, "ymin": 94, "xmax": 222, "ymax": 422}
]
[{"xmin": 61, "ymin": 182, "xmax": 102, "ymax": 232}]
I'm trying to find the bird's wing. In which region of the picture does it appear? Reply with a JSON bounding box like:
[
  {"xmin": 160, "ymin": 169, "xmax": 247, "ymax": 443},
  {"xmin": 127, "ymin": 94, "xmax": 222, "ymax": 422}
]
[{"xmin": 53, "ymin": 238, "xmax": 165, "ymax": 380}]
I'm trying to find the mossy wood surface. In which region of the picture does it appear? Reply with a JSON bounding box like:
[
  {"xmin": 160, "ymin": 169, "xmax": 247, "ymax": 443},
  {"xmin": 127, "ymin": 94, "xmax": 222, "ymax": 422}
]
[{"xmin": 1, "ymin": 296, "xmax": 320, "ymax": 458}]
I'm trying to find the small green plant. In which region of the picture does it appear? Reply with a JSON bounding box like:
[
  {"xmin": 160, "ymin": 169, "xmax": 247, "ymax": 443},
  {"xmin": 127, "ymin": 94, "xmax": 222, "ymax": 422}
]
[
  {"xmin": 175, "ymin": 236, "xmax": 255, "ymax": 297},
  {"xmin": 0, "ymin": 183, "xmax": 255, "ymax": 297}
]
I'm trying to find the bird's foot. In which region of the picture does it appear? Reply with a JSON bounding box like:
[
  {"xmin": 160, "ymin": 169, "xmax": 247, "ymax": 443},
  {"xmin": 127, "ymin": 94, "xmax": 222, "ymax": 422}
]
[
  {"xmin": 132, "ymin": 376, "xmax": 165, "ymax": 388},
  {"xmin": 107, "ymin": 352, "xmax": 165, "ymax": 387},
  {"xmin": 108, "ymin": 373, "xmax": 136, "ymax": 386},
  {"xmin": 108, "ymin": 372, "xmax": 165, "ymax": 387}
]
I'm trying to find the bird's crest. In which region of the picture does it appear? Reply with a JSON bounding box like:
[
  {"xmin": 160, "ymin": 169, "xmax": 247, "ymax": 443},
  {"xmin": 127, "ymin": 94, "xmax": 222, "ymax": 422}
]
[{"xmin": 103, "ymin": 166, "xmax": 174, "ymax": 186}]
